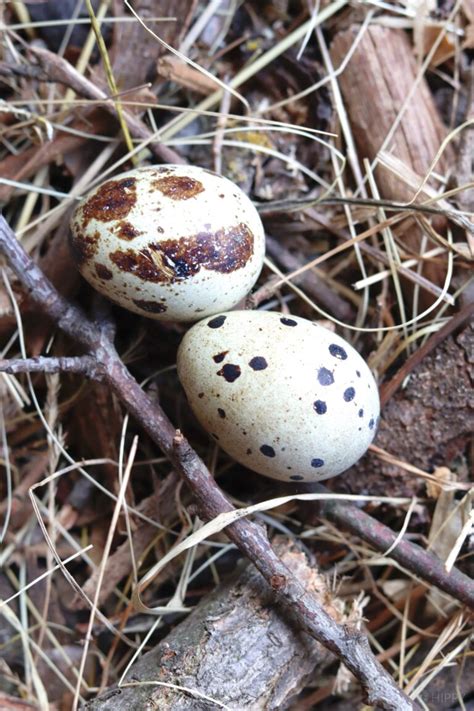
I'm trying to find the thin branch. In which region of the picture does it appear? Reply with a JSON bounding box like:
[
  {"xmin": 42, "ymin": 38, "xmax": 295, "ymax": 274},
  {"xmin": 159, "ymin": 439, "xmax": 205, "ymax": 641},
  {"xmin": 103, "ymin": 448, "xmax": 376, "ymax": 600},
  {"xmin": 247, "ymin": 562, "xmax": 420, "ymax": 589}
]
[
  {"xmin": 258, "ymin": 195, "xmax": 474, "ymax": 236},
  {"xmin": 0, "ymin": 61, "xmax": 51, "ymax": 83},
  {"xmin": 0, "ymin": 355, "xmax": 100, "ymax": 377},
  {"xmin": 0, "ymin": 215, "xmax": 418, "ymax": 710},
  {"xmin": 309, "ymin": 483, "xmax": 474, "ymax": 609}
]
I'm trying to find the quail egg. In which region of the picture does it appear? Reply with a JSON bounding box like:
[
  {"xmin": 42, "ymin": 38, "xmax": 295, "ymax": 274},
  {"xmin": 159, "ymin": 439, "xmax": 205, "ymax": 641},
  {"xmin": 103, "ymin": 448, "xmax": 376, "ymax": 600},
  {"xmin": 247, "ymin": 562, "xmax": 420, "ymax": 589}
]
[
  {"xmin": 177, "ymin": 311, "xmax": 380, "ymax": 482},
  {"xmin": 70, "ymin": 165, "xmax": 265, "ymax": 321}
]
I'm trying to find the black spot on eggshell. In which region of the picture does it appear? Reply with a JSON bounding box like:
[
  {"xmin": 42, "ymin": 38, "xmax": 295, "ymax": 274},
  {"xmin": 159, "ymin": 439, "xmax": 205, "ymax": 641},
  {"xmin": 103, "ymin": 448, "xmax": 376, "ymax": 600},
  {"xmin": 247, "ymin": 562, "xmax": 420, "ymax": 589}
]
[
  {"xmin": 358, "ymin": 408, "xmax": 364, "ymax": 417},
  {"xmin": 246, "ymin": 448, "xmax": 252, "ymax": 455},
  {"xmin": 198, "ymin": 393, "xmax": 204, "ymax": 399},
  {"xmin": 356, "ymin": 370, "xmax": 361, "ymax": 378},
  {"xmin": 313, "ymin": 400, "xmax": 327, "ymax": 414},
  {"xmin": 369, "ymin": 418, "xmax": 375, "ymax": 430},
  {"xmin": 260, "ymin": 444, "xmax": 276, "ymax": 458},
  {"xmin": 217, "ymin": 364, "xmax": 241, "ymax": 383},
  {"xmin": 280, "ymin": 317, "xmax": 297, "ymax": 327},
  {"xmin": 318, "ymin": 367, "xmax": 334, "ymax": 386},
  {"xmin": 290, "ymin": 475, "xmax": 304, "ymax": 481},
  {"xmin": 329, "ymin": 344, "xmax": 347, "ymax": 360},
  {"xmin": 213, "ymin": 351, "xmax": 228, "ymax": 363},
  {"xmin": 343, "ymin": 387, "xmax": 355, "ymax": 402},
  {"xmin": 311, "ymin": 458, "xmax": 325, "ymax": 468},
  {"xmin": 249, "ymin": 356, "xmax": 268, "ymax": 371},
  {"xmin": 208, "ymin": 315, "xmax": 226, "ymax": 329},
  {"xmin": 217, "ymin": 408, "xmax": 226, "ymax": 419}
]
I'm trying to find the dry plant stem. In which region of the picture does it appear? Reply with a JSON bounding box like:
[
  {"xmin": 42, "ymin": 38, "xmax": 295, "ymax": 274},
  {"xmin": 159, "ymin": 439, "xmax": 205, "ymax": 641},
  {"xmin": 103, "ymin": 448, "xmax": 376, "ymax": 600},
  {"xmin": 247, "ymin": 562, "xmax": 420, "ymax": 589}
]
[
  {"xmin": 310, "ymin": 484, "xmax": 474, "ymax": 610},
  {"xmin": 28, "ymin": 46, "xmax": 184, "ymax": 165},
  {"xmin": 264, "ymin": 207, "xmax": 450, "ymax": 302},
  {"xmin": 0, "ymin": 217, "xmax": 416, "ymax": 710}
]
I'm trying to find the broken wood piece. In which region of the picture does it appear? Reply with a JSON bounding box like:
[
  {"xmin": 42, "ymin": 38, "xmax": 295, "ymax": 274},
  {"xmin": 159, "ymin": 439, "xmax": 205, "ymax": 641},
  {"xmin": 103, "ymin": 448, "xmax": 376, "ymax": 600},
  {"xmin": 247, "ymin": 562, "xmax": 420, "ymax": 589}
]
[
  {"xmin": 157, "ymin": 54, "xmax": 218, "ymax": 95},
  {"xmin": 110, "ymin": 0, "xmax": 198, "ymax": 90},
  {"xmin": 330, "ymin": 26, "xmax": 450, "ymax": 198},
  {"xmin": 84, "ymin": 541, "xmax": 346, "ymax": 710},
  {"xmin": 330, "ymin": 26, "xmax": 452, "ymax": 292}
]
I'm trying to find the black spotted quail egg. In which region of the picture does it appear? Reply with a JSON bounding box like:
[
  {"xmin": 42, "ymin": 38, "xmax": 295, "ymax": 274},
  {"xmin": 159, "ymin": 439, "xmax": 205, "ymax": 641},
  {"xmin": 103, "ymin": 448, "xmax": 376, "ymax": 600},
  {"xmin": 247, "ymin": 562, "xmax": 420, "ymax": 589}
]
[
  {"xmin": 177, "ymin": 310, "xmax": 380, "ymax": 482},
  {"xmin": 69, "ymin": 165, "xmax": 265, "ymax": 321}
]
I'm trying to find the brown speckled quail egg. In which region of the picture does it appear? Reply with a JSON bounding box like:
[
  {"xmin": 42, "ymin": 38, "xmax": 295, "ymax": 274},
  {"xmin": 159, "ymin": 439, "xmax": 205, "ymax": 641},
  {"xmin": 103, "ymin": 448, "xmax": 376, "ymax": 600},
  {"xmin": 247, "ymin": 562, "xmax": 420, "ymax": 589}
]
[
  {"xmin": 69, "ymin": 165, "xmax": 265, "ymax": 321},
  {"xmin": 177, "ymin": 310, "xmax": 380, "ymax": 483}
]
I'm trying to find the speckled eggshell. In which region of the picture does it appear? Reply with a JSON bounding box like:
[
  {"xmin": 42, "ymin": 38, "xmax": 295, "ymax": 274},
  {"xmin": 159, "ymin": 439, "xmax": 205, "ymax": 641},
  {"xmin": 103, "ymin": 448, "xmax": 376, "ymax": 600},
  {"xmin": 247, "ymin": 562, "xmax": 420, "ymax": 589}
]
[
  {"xmin": 177, "ymin": 311, "xmax": 380, "ymax": 482},
  {"xmin": 69, "ymin": 165, "xmax": 265, "ymax": 321}
]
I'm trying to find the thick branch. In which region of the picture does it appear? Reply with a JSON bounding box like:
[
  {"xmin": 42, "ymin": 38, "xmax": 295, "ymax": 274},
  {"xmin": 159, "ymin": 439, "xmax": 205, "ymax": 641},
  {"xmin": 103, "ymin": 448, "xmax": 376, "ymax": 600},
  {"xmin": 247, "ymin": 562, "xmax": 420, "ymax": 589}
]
[
  {"xmin": 86, "ymin": 542, "xmax": 340, "ymax": 711},
  {"xmin": 171, "ymin": 436, "xmax": 414, "ymax": 709}
]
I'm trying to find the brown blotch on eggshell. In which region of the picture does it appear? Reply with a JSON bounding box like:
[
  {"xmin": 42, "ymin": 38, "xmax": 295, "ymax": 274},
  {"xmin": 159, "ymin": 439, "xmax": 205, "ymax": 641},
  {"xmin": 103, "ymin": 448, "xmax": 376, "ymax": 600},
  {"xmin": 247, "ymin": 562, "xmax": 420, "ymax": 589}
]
[
  {"xmin": 69, "ymin": 230, "xmax": 100, "ymax": 264},
  {"xmin": 158, "ymin": 223, "xmax": 254, "ymax": 278},
  {"xmin": 152, "ymin": 175, "xmax": 204, "ymax": 200},
  {"xmin": 95, "ymin": 263, "xmax": 114, "ymax": 280},
  {"xmin": 132, "ymin": 299, "xmax": 167, "ymax": 313},
  {"xmin": 116, "ymin": 221, "xmax": 141, "ymax": 240},
  {"xmin": 81, "ymin": 177, "xmax": 137, "ymax": 225},
  {"xmin": 108, "ymin": 247, "xmax": 166, "ymax": 283},
  {"xmin": 109, "ymin": 224, "xmax": 254, "ymax": 283}
]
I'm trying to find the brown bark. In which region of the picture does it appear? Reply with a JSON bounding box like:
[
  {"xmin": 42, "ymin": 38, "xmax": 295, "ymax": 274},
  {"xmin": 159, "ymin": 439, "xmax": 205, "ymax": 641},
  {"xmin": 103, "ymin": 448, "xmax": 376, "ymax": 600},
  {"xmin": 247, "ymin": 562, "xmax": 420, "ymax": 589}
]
[
  {"xmin": 111, "ymin": 0, "xmax": 198, "ymax": 90},
  {"xmin": 330, "ymin": 26, "xmax": 450, "ymax": 198},
  {"xmin": 330, "ymin": 26, "xmax": 451, "ymax": 290},
  {"xmin": 84, "ymin": 542, "xmax": 342, "ymax": 711}
]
